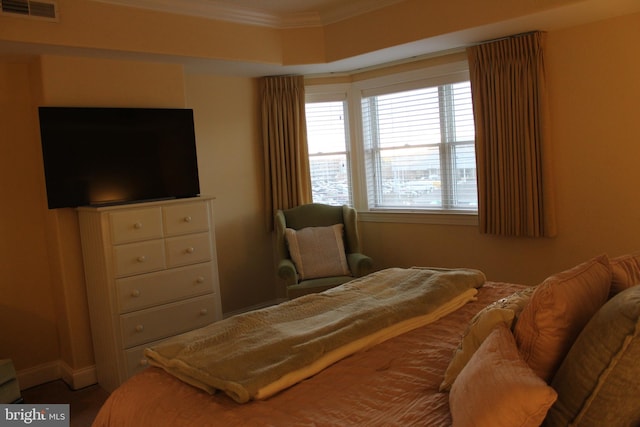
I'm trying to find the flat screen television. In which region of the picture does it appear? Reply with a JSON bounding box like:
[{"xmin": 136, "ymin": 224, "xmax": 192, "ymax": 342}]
[{"xmin": 38, "ymin": 107, "xmax": 201, "ymax": 209}]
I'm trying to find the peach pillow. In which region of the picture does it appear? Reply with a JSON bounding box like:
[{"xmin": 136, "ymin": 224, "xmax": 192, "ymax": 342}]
[
  {"xmin": 609, "ymin": 252, "xmax": 640, "ymax": 297},
  {"xmin": 449, "ymin": 324, "xmax": 557, "ymax": 427},
  {"xmin": 440, "ymin": 286, "xmax": 535, "ymax": 391},
  {"xmin": 514, "ymin": 255, "xmax": 611, "ymax": 382}
]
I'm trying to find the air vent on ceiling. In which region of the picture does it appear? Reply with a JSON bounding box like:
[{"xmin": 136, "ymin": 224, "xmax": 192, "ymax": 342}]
[{"xmin": 1, "ymin": 0, "xmax": 57, "ymax": 20}]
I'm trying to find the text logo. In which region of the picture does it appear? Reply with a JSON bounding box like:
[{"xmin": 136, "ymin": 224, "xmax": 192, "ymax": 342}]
[{"xmin": 0, "ymin": 405, "xmax": 69, "ymax": 426}]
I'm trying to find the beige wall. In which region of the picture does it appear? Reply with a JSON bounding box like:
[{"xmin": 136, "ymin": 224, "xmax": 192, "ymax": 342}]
[
  {"xmin": 184, "ymin": 73, "xmax": 277, "ymax": 312},
  {"xmin": 0, "ymin": 60, "xmax": 60, "ymax": 371},
  {"xmin": 546, "ymin": 12, "xmax": 640, "ymax": 260},
  {"xmin": 0, "ymin": 0, "xmax": 284, "ymax": 65},
  {"xmin": 360, "ymin": 12, "xmax": 640, "ymax": 286},
  {"xmin": 0, "ymin": 0, "xmax": 617, "ymax": 68},
  {"xmin": 1, "ymin": 3, "xmax": 640, "ymax": 391}
]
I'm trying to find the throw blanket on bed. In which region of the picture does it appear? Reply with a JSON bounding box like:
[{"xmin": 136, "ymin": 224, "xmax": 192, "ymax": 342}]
[{"xmin": 145, "ymin": 267, "xmax": 485, "ymax": 403}]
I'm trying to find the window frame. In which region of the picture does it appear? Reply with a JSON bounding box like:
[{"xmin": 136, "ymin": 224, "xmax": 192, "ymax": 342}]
[
  {"xmin": 305, "ymin": 62, "xmax": 479, "ymax": 226},
  {"xmin": 306, "ymin": 85, "xmax": 364, "ymax": 210}
]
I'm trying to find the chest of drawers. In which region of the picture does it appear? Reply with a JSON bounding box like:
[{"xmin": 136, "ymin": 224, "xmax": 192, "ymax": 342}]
[{"xmin": 77, "ymin": 196, "xmax": 222, "ymax": 392}]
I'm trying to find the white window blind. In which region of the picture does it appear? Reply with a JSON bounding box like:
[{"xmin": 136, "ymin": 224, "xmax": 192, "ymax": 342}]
[
  {"xmin": 362, "ymin": 81, "xmax": 477, "ymax": 210},
  {"xmin": 305, "ymin": 100, "xmax": 352, "ymax": 206}
]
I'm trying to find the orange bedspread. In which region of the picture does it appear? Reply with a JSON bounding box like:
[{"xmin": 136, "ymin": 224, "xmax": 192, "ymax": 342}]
[{"xmin": 92, "ymin": 281, "xmax": 526, "ymax": 427}]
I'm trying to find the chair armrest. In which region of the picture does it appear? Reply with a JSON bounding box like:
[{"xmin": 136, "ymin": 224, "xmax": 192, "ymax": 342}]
[
  {"xmin": 347, "ymin": 253, "xmax": 374, "ymax": 277},
  {"xmin": 278, "ymin": 259, "xmax": 298, "ymax": 286}
]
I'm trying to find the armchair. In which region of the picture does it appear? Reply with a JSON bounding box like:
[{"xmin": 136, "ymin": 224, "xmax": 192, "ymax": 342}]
[{"xmin": 275, "ymin": 203, "xmax": 374, "ymax": 299}]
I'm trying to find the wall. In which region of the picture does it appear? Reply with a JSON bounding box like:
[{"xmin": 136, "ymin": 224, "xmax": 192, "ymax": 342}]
[
  {"xmin": 1, "ymin": 0, "xmax": 624, "ymax": 69},
  {"xmin": 0, "ymin": 59, "xmax": 60, "ymax": 375},
  {"xmin": 0, "ymin": 0, "xmax": 284, "ymax": 66},
  {"xmin": 185, "ymin": 73, "xmax": 277, "ymax": 312},
  {"xmin": 359, "ymin": 12, "xmax": 640, "ymax": 286},
  {"xmin": 320, "ymin": 0, "xmax": 608, "ymax": 62},
  {"xmin": 546, "ymin": 12, "xmax": 640, "ymax": 260}
]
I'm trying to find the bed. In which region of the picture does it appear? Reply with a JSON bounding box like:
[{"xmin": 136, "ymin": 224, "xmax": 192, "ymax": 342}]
[{"xmin": 92, "ymin": 256, "xmax": 640, "ymax": 427}]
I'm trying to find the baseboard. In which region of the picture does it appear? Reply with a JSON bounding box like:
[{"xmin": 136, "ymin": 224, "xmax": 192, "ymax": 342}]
[
  {"xmin": 17, "ymin": 361, "xmax": 97, "ymax": 391},
  {"xmin": 59, "ymin": 361, "xmax": 97, "ymax": 390},
  {"xmin": 16, "ymin": 361, "xmax": 59, "ymax": 390}
]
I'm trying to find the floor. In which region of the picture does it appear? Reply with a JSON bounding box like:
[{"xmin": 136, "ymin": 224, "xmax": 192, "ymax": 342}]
[{"xmin": 20, "ymin": 380, "xmax": 110, "ymax": 427}]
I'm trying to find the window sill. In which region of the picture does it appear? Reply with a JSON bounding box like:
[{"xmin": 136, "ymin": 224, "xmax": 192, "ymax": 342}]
[{"xmin": 358, "ymin": 210, "xmax": 478, "ymax": 226}]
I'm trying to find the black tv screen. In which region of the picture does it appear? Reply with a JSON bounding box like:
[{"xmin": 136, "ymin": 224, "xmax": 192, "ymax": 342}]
[{"xmin": 38, "ymin": 107, "xmax": 201, "ymax": 209}]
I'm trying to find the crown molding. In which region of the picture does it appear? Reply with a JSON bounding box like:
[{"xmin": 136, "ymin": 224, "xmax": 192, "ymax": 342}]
[
  {"xmin": 318, "ymin": 0, "xmax": 404, "ymax": 26},
  {"xmin": 91, "ymin": 0, "xmax": 404, "ymax": 28},
  {"xmin": 92, "ymin": 0, "xmax": 289, "ymax": 27}
]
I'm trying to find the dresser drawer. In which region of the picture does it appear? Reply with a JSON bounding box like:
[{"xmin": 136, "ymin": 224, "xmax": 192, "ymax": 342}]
[
  {"xmin": 163, "ymin": 202, "xmax": 210, "ymax": 236},
  {"xmin": 113, "ymin": 240, "xmax": 166, "ymax": 278},
  {"xmin": 124, "ymin": 343, "xmax": 152, "ymax": 378},
  {"xmin": 110, "ymin": 208, "xmax": 163, "ymax": 244},
  {"xmin": 117, "ymin": 263, "xmax": 215, "ymax": 313},
  {"xmin": 165, "ymin": 233, "xmax": 212, "ymax": 268},
  {"xmin": 120, "ymin": 295, "xmax": 217, "ymax": 348}
]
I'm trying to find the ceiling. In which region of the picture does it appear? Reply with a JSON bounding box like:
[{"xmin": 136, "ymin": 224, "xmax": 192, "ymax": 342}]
[
  {"xmin": 3, "ymin": 0, "xmax": 640, "ymax": 77},
  {"xmin": 95, "ymin": 0, "xmax": 405, "ymax": 28}
]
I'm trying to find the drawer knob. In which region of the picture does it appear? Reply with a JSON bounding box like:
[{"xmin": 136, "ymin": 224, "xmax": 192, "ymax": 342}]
[
  {"xmin": 196, "ymin": 276, "xmax": 205, "ymax": 284},
  {"xmin": 184, "ymin": 216, "xmax": 192, "ymax": 223},
  {"xmin": 139, "ymin": 359, "xmax": 148, "ymax": 367},
  {"xmin": 135, "ymin": 324, "xmax": 144, "ymax": 332},
  {"xmin": 200, "ymin": 308, "xmax": 208, "ymax": 316},
  {"xmin": 137, "ymin": 255, "xmax": 146, "ymax": 263},
  {"xmin": 134, "ymin": 222, "xmax": 143, "ymax": 230},
  {"xmin": 186, "ymin": 247, "xmax": 195, "ymax": 254},
  {"xmin": 131, "ymin": 289, "xmax": 140, "ymax": 297}
]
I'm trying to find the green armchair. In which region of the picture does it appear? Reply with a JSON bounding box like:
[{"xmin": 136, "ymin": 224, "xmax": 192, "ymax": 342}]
[{"xmin": 275, "ymin": 203, "xmax": 374, "ymax": 299}]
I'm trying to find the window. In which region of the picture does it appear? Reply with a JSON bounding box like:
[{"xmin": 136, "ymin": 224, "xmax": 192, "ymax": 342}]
[
  {"xmin": 305, "ymin": 61, "xmax": 477, "ymax": 221},
  {"xmin": 305, "ymin": 100, "xmax": 352, "ymax": 206},
  {"xmin": 362, "ymin": 81, "xmax": 476, "ymax": 210}
]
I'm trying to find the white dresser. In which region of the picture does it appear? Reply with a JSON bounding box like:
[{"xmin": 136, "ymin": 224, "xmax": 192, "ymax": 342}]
[{"xmin": 77, "ymin": 196, "xmax": 222, "ymax": 392}]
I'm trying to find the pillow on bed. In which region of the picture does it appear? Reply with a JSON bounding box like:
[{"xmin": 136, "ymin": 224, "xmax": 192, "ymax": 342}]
[
  {"xmin": 440, "ymin": 286, "xmax": 535, "ymax": 391},
  {"xmin": 449, "ymin": 324, "xmax": 557, "ymax": 427},
  {"xmin": 514, "ymin": 255, "xmax": 611, "ymax": 382},
  {"xmin": 609, "ymin": 252, "xmax": 640, "ymax": 297},
  {"xmin": 285, "ymin": 224, "xmax": 351, "ymax": 280},
  {"xmin": 545, "ymin": 285, "xmax": 640, "ymax": 427}
]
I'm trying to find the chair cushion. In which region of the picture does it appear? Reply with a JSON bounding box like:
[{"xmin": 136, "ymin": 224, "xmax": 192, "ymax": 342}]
[
  {"xmin": 283, "ymin": 203, "xmax": 344, "ymax": 230},
  {"xmin": 449, "ymin": 323, "xmax": 557, "ymax": 427},
  {"xmin": 285, "ymin": 224, "xmax": 350, "ymax": 280},
  {"xmin": 513, "ymin": 255, "xmax": 611, "ymax": 382},
  {"xmin": 545, "ymin": 285, "xmax": 640, "ymax": 427},
  {"xmin": 440, "ymin": 286, "xmax": 535, "ymax": 391}
]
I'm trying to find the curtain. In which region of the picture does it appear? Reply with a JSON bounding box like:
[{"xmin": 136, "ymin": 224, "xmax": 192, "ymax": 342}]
[
  {"xmin": 467, "ymin": 31, "xmax": 556, "ymax": 237},
  {"xmin": 260, "ymin": 75, "xmax": 312, "ymax": 230}
]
